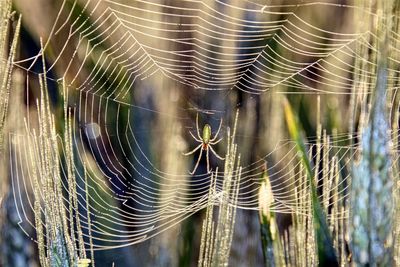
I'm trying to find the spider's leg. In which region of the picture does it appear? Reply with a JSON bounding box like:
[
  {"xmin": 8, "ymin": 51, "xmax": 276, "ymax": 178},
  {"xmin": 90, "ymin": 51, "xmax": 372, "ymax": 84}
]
[
  {"xmin": 196, "ymin": 113, "xmax": 202, "ymax": 140},
  {"xmin": 209, "ymin": 145, "xmax": 225, "ymax": 160},
  {"xmin": 183, "ymin": 143, "xmax": 202, "ymax": 156},
  {"xmin": 190, "ymin": 147, "xmax": 204, "ymax": 175},
  {"xmin": 189, "ymin": 131, "xmax": 202, "ymax": 142},
  {"xmin": 209, "ymin": 137, "xmax": 222, "ymax": 145},
  {"xmin": 206, "ymin": 147, "xmax": 210, "ymax": 173},
  {"xmin": 210, "ymin": 117, "xmax": 223, "ymax": 142}
]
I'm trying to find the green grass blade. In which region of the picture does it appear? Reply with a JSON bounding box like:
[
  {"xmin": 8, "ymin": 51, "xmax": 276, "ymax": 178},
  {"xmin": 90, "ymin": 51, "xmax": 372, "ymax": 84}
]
[{"xmin": 283, "ymin": 98, "xmax": 338, "ymax": 266}]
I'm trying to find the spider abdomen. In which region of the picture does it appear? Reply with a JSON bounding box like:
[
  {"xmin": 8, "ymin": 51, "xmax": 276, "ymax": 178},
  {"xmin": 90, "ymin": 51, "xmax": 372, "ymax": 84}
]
[{"xmin": 202, "ymin": 124, "xmax": 212, "ymax": 144}]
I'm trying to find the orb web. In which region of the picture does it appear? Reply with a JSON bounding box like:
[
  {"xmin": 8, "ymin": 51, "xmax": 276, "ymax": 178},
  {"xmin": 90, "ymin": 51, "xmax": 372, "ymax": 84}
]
[{"xmin": 8, "ymin": 0, "xmax": 400, "ymax": 250}]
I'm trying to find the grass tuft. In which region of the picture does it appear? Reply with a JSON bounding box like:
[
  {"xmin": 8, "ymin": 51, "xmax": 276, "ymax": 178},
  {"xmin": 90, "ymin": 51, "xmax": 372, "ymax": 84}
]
[{"xmin": 283, "ymin": 98, "xmax": 338, "ymax": 266}]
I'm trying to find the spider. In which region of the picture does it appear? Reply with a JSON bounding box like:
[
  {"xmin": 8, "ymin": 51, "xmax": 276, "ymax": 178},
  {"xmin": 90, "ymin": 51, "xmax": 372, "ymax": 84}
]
[{"xmin": 184, "ymin": 114, "xmax": 225, "ymax": 174}]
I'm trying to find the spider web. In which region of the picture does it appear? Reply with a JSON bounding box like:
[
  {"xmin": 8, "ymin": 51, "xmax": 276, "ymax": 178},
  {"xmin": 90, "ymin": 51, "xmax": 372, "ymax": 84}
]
[
  {"xmin": 8, "ymin": 0, "xmax": 400, "ymax": 251},
  {"xmin": 15, "ymin": 0, "xmax": 374, "ymax": 97}
]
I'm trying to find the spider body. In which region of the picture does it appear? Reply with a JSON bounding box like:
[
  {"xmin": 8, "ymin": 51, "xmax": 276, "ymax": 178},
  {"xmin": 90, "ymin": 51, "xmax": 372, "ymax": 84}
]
[
  {"xmin": 184, "ymin": 115, "xmax": 224, "ymax": 174},
  {"xmin": 202, "ymin": 124, "xmax": 211, "ymax": 145}
]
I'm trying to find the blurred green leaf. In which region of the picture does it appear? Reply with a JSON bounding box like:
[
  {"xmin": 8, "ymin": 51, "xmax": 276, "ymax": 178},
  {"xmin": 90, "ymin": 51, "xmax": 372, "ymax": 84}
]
[{"xmin": 283, "ymin": 98, "xmax": 338, "ymax": 267}]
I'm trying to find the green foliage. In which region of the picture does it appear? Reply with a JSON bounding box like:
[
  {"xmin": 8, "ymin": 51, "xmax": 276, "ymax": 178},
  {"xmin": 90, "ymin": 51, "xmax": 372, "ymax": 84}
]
[
  {"xmin": 0, "ymin": 0, "xmax": 20, "ymax": 153},
  {"xmin": 349, "ymin": 1, "xmax": 395, "ymax": 265},
  {"xmin": 283, "ymin": 98, "xmax": 338, "ymax": 266}
]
